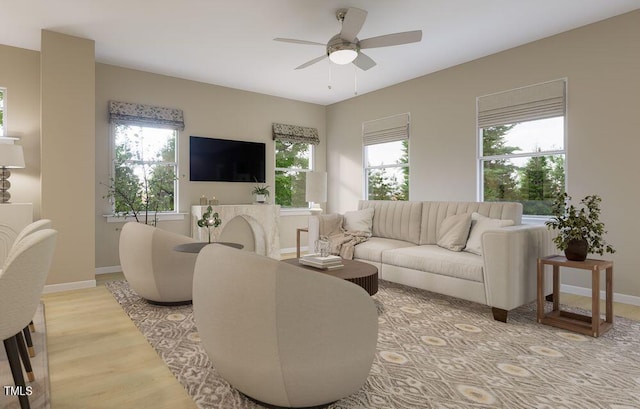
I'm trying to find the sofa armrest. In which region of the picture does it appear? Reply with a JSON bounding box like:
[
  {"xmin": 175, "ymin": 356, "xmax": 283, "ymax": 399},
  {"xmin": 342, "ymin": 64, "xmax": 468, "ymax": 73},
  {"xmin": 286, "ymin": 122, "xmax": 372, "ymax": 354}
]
[
  {"xmin": 481, "ymin": 225, "xmax": 554, "ymax": 311},
  {"xmin": 307, "ymin": 215, "xmax": 320, "ymax": 253}
]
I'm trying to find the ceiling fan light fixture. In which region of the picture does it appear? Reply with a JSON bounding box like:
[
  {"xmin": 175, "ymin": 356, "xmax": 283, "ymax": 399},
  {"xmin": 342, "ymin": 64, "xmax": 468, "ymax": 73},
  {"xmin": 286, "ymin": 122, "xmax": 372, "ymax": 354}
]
[{"xmin": 329, "ymin": 48, "xmax": 358, "ymax": 65}]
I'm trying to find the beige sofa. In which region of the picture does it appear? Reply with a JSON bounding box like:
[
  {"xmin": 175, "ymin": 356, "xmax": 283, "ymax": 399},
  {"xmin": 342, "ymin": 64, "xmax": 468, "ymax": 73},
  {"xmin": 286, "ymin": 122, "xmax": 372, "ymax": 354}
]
[{"xmin": 309, "ymin": 200, "xmax": 553, "ymax": 322}]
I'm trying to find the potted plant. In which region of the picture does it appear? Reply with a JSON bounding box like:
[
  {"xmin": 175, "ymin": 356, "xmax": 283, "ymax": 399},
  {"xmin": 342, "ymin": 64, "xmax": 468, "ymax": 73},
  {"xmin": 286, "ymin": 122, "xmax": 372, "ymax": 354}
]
[
  {"xmin": 197, "ymin": 206, "xmax": 222, "ymax": 243},
  {"xmin": 545, "ymin": 191, "xmax": 615, "ymax": 261},
  {"xmin": 252, "ymin": 182, "xmax": 270, "ymax": 203}
]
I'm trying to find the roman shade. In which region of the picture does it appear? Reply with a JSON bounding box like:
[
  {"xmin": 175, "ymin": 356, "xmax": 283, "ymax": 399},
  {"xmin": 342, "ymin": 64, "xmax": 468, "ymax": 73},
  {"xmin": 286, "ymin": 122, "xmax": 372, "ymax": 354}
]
[
  {"xmin": 362, "ymin": 113, "xmax": 410, "ymax": 146},
  {"xmin": 108, "ymin": 100, "xmax": 185, "ymax": 131},
  {"xmin": 477, "ymin": 79, "xmax": 566, "ymax": 128},
  {"xmin": 272, "ymin": 123, "xmax": 319, "ymax": 145}
]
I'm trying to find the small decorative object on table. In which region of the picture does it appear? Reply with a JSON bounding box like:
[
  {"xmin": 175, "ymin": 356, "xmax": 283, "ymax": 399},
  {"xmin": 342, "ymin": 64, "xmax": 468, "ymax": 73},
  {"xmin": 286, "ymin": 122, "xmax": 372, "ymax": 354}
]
[
  {"xmin": 299, "ymin": 253, "xmax": 344, "ymax": 270},
  {"xmin": 545, "ymin": 191, "xmax": 615, "ymax": 261},
  {"xmin": 252, "ymin": 180, "xmax": 270, "ymax": 204},
  {"xmin": 199, "ymin": 195, "xmax": 208, "ymax": 205},
  {"xmin": 314, "ymin": 237, "xmax": 330, "ymax": 257},
  {"xmin": 196, "ymin": 205, "xmax": 222, "ymax": 243}
]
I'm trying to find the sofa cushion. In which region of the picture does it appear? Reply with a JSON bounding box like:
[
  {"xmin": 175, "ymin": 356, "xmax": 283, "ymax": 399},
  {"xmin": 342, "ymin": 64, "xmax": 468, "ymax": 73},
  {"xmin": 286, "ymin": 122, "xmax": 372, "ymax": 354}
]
[
  {"xmin": 358, "ymin": 200, "xmax": 423, "ymax": 244},
  {"xmin": 419, "ymin": 201, "xmax": 523, "ymax": 245},
  {"xmin": 436, "ymin": 213, "xmax": 472, "ymax": 252},
  {"xmin": 344, "ymin": 207, "xmax": 375, "ymax": 234},
  {"xmin": 353, "ymin": 237, "xmax": 415, "ymax": 264},
  {"xmin": 464, "ymin": 213, "xmax": 515, "ymax": 256},
  {"xmin": 382, "ymin": 245, "xmax": 484, "ymax": 282},
  {"xmin": 318, "ymin": 213, "xmax": 344, "ymax": 236}
]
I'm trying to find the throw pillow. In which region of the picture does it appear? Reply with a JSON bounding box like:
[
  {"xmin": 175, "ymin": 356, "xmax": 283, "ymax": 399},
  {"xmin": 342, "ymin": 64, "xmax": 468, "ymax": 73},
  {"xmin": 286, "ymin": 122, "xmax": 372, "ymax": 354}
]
[
  {"xmin": 343, "ymin": 207, "xmax": 375, "ymax": 234},
  {"xmin": 436, "ymin": 213, "xmax": 472, "ymax": 252},
  {"xmin": 464, "ymin": 212, "xmax": 515, "ymax": 256},
  {"xmin": 318, "ymin": 213, "xmax": 344, "ymax": 237}
]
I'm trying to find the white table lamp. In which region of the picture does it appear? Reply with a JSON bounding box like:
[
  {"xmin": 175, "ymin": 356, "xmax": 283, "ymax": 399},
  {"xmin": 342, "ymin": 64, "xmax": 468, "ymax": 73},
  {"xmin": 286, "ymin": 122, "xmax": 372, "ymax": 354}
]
[{"xmin": 305, "ymin": 171, "xmax": 327, "ymax": 215}]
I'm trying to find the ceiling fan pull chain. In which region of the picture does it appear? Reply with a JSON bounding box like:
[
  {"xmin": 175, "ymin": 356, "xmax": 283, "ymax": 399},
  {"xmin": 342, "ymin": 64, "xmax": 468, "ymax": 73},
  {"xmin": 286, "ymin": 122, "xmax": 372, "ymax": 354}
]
[
  {"xmin": 328, "ymin": 60, "xmax": 332, "ymax": 90},
  {"xmin": 354, "ymin": 65, "xmax": 358, "ymax": 95}
]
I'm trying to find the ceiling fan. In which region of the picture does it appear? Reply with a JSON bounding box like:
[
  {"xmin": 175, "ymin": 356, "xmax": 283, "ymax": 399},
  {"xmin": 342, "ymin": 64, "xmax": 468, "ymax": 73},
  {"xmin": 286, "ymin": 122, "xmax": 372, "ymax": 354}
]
[{"xmin": 274, "ymin": 7, "xmax": 422, "ymax": 71}]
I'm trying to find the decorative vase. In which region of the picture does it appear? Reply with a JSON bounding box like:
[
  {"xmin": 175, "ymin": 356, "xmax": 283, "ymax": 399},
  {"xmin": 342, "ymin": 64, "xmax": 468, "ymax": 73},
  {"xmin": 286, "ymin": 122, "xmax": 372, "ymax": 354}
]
[{"xmin": 565, "ymin": 238, "xmax": 588, "ymax": 261}]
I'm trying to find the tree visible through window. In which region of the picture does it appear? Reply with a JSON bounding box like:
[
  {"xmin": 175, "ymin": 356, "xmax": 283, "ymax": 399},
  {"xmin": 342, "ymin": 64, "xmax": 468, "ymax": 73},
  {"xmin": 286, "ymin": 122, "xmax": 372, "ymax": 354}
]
[
  {"xmin": 275, "ymin": 140, "xmax": 313, "ymax": 208},
  {"xmin": 480, "ymin": 118, "xmax": 565, "ymax": 215},
  {"xmin": 365, "ymin": 139, "xmax": 409, "ymax": 200},
  {"xmin": 110, "ymin": 124, "xmax": 177, "ymax": 222}
]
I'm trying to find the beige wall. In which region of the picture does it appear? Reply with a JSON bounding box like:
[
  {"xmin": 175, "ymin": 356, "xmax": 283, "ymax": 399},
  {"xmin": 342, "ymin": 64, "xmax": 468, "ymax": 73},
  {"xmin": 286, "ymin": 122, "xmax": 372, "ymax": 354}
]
[
  {"xmin": 95, "ymin": 64, "xmax": 326, "ymax": 267},
  {"xmin": 326, "ymin": 10, "xmax": 640, "ymax": 297},
  {"xmin": 0, "ymin": 45, "xmax": 41, "ymax": 216},
  {"xmin": 41, "ymin": 31, "xmax": 96, "ymax": 285}
]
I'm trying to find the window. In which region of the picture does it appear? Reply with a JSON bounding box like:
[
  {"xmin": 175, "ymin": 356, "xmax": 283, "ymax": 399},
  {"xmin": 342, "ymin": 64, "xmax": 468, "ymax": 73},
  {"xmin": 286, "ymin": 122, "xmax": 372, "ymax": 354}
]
[
  {"xmin": 478, "ymin": 80, "xmax": 566, "ymax": 216},
  {"xmin": 112, "ymin": 124, "xmax": 177, "ymax": 214},
  {"xmin": 275, "ymin": 140, "xmax": 313, "ymax": 208},
  {"xmin": 273, "ymin": 123, "xmax": 319, "ymax": 209},
  {"xmin": 107, "ymin": 101, "xmax": 184, "ymax": 220},
  {"xmin": 363, "ymin": 113, "xmax": 410, "ymax": 201},
  {"xmin": 0, "ymin": 88, "xmax": 5, "ymax": 137}
]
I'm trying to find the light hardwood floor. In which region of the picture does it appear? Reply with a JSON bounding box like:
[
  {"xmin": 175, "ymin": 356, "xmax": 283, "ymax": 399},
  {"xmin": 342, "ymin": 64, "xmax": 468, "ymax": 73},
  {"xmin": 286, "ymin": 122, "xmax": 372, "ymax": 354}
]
[
  {"xmin": 41, "ymin": 271, "xmax": 640, "ymax": 408},
  {"xmin": 42, "ymin": 274, "xmax": 197, "ymax": 409}
]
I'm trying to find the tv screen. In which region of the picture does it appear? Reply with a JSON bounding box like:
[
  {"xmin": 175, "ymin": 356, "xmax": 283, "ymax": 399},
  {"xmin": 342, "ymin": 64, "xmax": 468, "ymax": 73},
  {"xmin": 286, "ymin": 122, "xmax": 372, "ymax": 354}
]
[{"xmin": 189, "ymin": 136, "xmax": 266, "ymax": 183}]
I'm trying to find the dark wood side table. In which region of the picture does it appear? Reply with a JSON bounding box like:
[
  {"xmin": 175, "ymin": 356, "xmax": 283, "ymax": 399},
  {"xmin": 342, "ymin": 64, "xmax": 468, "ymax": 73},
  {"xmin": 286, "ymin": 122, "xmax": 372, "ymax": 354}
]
[
  {"xmin": 537, "ymin": 255, "xmax": 613, "ymax": 337},
  {"xmin": 296, "ymin": 227, "xmax": 308, "ymax": 258},
  {"xmin": 173, "ymin": 242, "xmax": 244, "ymax": 253}
]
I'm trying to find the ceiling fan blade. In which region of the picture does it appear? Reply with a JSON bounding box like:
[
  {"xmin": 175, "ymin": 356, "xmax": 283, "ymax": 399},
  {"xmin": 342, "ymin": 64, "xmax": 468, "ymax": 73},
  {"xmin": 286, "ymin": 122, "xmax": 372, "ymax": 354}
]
[
  {"xmin": 295, "ymin": 55, "xmax": 327, "ymax": 70},
  {"xmin": 359, "ymin": 30, "xmax": 423, "ymax": 49},
  {"xmin": 353, "ymin": 52, "xmax": 376, "ymax": 71},
  {"xmin": 274, "ymin": 38, "xmax": 325, "ymax": 46},
  {"xmin": 340, "ymin": 7, "xmax": 368, "ymax": 42}
]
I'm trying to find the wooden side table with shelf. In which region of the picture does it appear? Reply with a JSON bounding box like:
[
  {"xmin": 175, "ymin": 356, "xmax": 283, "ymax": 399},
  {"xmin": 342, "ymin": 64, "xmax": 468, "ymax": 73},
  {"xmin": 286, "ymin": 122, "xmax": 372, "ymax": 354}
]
[
  {"xmin": 537, "ymin": 255, "xmax": 613, "ymax": 337},
  {"xmin": 296, "ymin": 227, "xmax": 308, "ymax": 258}
]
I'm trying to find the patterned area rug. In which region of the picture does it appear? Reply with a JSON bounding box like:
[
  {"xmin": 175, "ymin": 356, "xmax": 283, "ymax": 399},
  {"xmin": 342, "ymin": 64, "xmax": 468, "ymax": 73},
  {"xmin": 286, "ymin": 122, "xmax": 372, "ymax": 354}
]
[
  {"xmin": 0, "ymin": 303, "xmax": 50, "ymax": 409},
  {"xmin": 106, "ymin": 280, "xmax": 640, "ymax": 408}
]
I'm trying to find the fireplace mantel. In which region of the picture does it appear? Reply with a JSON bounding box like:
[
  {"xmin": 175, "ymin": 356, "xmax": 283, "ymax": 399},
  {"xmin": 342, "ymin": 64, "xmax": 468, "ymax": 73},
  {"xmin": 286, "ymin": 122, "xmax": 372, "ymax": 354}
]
[{"xmin": 191, "ymin": 204, "xmax": 280, "ymax": 259}]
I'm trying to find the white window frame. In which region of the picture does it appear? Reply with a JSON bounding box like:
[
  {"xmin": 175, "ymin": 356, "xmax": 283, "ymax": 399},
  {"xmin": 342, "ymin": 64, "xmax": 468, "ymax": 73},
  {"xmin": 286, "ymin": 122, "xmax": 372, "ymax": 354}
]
[
  {"xmin": 107, "ymin": 123, "xmax": 181, "ymax": 222},
  {"xmin": 476, "ymin": 79, "xmax": 568, "ymax": 218},
  {"xmin": 0, "ymin": 87, "xmax": 6, "ymax": 137},
  {"xmin": 274, "ymin": 141, "xmax": 315, "ymax": 212},
  {"xmin": 362, "ymin": 113, "xmax": 410, "ymax": 201}
]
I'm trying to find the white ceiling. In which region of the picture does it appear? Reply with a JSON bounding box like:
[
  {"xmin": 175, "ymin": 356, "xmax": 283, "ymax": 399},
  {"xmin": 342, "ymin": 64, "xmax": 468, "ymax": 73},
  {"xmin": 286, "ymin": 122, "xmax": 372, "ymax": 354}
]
[{"xmin": 2, "ymin": 1, "xmax": 639, "ymax": 105}]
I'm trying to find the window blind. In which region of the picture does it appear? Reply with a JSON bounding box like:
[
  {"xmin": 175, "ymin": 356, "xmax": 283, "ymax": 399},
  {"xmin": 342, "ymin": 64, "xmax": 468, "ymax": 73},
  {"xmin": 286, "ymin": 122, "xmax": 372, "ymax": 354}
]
[
  {"xmin": 272, "ymin": 123, "xmax": 319, "ymax": 145},
  {"xmin": 108, "ymin": 100, "xmax": 185, "ymax": 131},
  {"xmin": 477, "ymin": 79, "xmax": 566, "ymax": 128},
  {"xmin": 362, "ymin": 113, "xmax": 410, "ymax": 146}
]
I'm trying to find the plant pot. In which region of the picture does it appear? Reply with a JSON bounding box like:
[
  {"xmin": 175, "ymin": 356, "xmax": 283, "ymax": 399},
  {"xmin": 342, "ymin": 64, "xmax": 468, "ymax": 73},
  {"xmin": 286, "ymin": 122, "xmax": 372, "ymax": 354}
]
[
  {"xmin": 255, "ymin": 194, "xmax": 266, "ymax": 203},
  {"xmin": 564, "ymin": 238, "xmax": 588, "ymax": 261}
]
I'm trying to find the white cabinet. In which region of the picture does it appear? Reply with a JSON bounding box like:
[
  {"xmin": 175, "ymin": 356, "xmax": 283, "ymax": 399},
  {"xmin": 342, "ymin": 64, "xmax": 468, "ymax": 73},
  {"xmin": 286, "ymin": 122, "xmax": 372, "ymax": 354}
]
[{"xmin": 0, "ymin": 203, "xmax": 33, "ymax": 265}]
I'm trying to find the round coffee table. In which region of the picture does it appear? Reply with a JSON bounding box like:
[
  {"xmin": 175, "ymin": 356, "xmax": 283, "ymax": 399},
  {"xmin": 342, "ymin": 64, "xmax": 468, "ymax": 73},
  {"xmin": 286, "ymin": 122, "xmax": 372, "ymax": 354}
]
[{"xmin": 283, "ymin": 258, "xmax": 378, "ymax": 296}]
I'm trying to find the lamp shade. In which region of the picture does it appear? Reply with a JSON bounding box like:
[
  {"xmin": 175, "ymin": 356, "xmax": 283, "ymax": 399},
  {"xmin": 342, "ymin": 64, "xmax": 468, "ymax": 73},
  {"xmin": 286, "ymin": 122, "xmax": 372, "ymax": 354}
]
[
  {"xmin": 0, "ymin": 144, "xmax": 25, "ymax": 168},
  {"xmin": 305, "ymin": 171, "xmax": 327, "ymax": 203}
]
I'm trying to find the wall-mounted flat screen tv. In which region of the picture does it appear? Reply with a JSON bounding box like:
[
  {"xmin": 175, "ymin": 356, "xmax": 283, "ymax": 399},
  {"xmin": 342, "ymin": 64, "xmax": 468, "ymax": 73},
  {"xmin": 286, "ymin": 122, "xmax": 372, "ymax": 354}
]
[{"xmin": 190, "ymin": 136, "xmax": 266, "ymax": 183}]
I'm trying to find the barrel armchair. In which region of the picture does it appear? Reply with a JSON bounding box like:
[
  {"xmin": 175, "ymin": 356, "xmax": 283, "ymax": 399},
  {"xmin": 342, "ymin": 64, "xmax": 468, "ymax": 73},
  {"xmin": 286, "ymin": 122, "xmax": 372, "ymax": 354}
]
[
  {"xmin": 119, "ymin": 222, "xmax": 199, "ymax": 304},
  {"xmin": 193, "ymin": 244, "xmax": 378, "ymax": 408}
]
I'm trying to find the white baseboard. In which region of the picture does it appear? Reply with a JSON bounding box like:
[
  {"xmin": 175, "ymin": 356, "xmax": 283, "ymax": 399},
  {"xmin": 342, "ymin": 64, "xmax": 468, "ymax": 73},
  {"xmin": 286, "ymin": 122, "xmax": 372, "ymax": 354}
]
[
  {"xmin": 561, "ymin": 284, "xmax": 640, "ymax": 307},
  {"xmin": 96, "ymin": 265, "xmax": 122, "ymax": 275},
  {"xmin": 43, "ymin": 279, "xmax": 96, "ymax": 294},
  {"xmin": 280, "ymin": 246, "xmax": 308, "ymax": 255}
]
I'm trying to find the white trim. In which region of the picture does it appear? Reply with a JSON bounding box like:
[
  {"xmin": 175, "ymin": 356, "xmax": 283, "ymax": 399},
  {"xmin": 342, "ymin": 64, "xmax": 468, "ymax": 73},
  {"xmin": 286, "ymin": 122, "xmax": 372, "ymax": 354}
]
[
  {"xmin": 280, "ymin": 208, "xmax": 312, "ymax": 217},
  {"xmin": 105, "ymin": 212, "xmax": 186, "ymax": 223},
  {"xmin": 280, "ymin": 246, "xmax": 308, "ymax": 255},
  {"xmin": 43, "ymin": 279, "xmax": 96, "ymax": 294},
  {"xmin": 96, "ymin": 265, "xmax": 122, "ymax": 275},
  {"xmin": 560, "ymin": 284, "xmax": 640, "ymax": 307}
]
